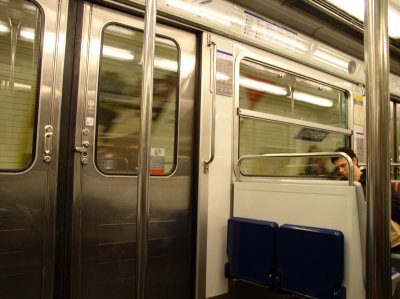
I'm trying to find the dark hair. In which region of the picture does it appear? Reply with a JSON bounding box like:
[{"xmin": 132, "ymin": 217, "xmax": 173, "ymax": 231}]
[{"xmin": 331, "ymin": 147, "xmax": 358, "ymax": 164}]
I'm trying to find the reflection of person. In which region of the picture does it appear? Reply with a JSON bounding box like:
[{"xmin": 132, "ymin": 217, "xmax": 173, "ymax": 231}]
[
  {"xmin": 331, "ymin": 147, "xmax": 400, "ymax": 247},
  {"xmin": 303, "ymin": 145, "xmax": 327, "ymax": 175}
]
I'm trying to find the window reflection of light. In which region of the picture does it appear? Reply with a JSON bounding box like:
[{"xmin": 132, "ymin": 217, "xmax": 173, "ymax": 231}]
[
  {"xmin": 154, "ymin": 59, "xmax": 178, "ymax": 72},
  {"xmin": 0, "ymin": 22, "xmax": 9, "ymax": 33},
  {"xmin": 14, "ymin": 82, "xmax": 32, "ymax": 90},
  {"xmin": 166, "ymin": 0, "xmax": 230, "ymax": 26},
  {"xmin": 20, "ymin": 27, "xmax": 35, "ymax": 41},
  {"xmin": 108, "ymin": 26, "xmax": 136, "ymax": 37},
  {"xmin": 293, "ymin": 91, "xmax": 333, "ymax": 107},
  {"xmin": 23, "ymin": 3, "xmax": 38, "ymax": 12},
  {"xmin": 103, "ymin": 45, "xmax": 134, "ymax": 60},
  {"xmin": 240, "ymin": 77, "xmax": 288, "ymax": 96}
]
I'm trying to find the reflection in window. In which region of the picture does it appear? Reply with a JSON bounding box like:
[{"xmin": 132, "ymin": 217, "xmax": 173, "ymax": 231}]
[
  {"xmin": 96, "ymin": 25, "xmax": 178, "ymax": 175},
  {"xmin": 392, "ymin": 100, "xmax": 400, "ymax": 179},
  {"xmin": 238, "ymin": 58, "xmax": 350, "ymax": 177},
  {"xmin": 239, "ymin": 59, "xmax": 347, "ymax": 127},
  {"xmin": 0, "ymin": 0, "xmax": 41, "ymax": 170},
  {"xmin": 239, "ymin": 118, "xmax": 347, "ymax": 176}
]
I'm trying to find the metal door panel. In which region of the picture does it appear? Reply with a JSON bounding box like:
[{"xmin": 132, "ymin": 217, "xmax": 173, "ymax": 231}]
[
  {"xmin": 72, "ymin": 3, "xmax": 196, "ymax": 299},
  {"xmin": 0, "ymin": 0, "xmax": 68, "ymax": 298}
]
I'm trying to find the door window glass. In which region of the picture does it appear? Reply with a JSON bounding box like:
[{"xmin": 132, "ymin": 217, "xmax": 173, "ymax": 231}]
[
  {"xmin": 0, "ymin": 0, "xmax": 41, "ymax": 170},
  {"xmin": 96, "ymin": 25, "xmax": 178, "ymax": 175}
]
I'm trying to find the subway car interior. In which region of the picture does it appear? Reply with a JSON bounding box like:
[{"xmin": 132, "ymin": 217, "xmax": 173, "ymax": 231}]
[{"xmin": 1, "ymin": 0, "xmax": 400, "ymax": 298}]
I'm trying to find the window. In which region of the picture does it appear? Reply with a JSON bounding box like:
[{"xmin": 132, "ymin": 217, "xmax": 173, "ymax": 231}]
[
  {"xmin": 96, "ymin": 25, "xmax": 179, "ymax": 175},
  {"xmin": 391, "ymin": 98, "xmax": 400, "ymax": 179},
  {"xmin": 238, "ymin": 58, "xmax": 350, "ymax": 176},
  {"xmin": 0, "ymin": 0, "xmax": 41, "ymax": 170}
]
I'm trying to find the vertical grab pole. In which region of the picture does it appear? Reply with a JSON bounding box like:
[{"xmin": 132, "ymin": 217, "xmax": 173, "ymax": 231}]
[
  {"xmin": 137, "ymin": 0, "xmax": 157, "ymax": 299},
  {"xmin": 364, "ymin": 0, "xmax": 391, "ymax": 297}
]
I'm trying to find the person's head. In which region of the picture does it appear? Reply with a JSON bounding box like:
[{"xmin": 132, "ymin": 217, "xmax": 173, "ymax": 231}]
[{"xmin": 331, "ymin": 147, "xmax": 359, "ymax": 178}]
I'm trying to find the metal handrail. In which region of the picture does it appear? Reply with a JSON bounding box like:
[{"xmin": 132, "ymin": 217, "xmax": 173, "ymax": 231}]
[
  {"xmin": 237, "ymin": 152, "xmax": 354, "ymax": 185},
  {"xmin": 359, "ymin": 162, "xmax": 400, "ymax": 167},
  {"xmin": 204, "ymin": 39, "xmax": 216, "ymax": 174},
  {"xmin": 136, "ymin": 1, "xmax": 157, "ymax": 299}
]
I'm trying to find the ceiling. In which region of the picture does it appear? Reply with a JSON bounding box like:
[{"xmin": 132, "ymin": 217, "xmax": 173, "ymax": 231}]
[{"xmin": 229, "ymin": 0, "xmax": 400, "ymax": 75}]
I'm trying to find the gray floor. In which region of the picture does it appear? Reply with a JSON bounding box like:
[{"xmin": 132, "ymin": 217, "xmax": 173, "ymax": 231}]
[{"xmin": 209, "ymin": 282, "xmax": 301, "ymax": 299}]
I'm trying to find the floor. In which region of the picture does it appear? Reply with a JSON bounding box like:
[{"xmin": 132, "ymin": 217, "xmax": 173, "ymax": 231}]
[{"xmin": 208, "ymin": 282, "xmax": 302, "ymax": 299}]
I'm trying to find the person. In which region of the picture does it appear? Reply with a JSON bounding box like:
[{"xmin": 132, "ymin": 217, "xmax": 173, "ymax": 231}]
[
  {"xmin": 331, "ymin": 147, "xmax": 400, "ymax": 247},
  {"xmin": 302, "ymin": 145, "xmax": 328, "ymax": 176},
  {"xmin": 330, "ymin": 147, "xmax": 366, "ymax": 194}
]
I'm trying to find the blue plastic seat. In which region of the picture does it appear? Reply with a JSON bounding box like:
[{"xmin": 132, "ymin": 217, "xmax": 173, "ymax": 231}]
[
  {"xmin": 278, "ymin": 224, "xmax": 345, "ymax": 299},
  {"xmin": 226, "ymin": 217, "xmax": 278, "ymax": 286}
]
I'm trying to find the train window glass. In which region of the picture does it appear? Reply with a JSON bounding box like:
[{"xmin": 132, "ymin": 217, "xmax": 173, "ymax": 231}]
[
  {"xmin": 239, "ymin": 117, "xmax": 348, "ymax": 176},
  {"xmin": 96, "ymin": 25, "xmax": 178, "ymax": 175},
  {"xmin": 239, "ymin": 59, "xmax": 348, "ymax": 128},
  {"xmin": 395, "ymin": 102, "xmax": 400, "ymax": 178},
  {"xmin": 0, "ymin": 0, "xmax": 41, "ymax": 171},
  {"xmin": 390, "ymin": 101, "xmax": 394, "ymax": 163}
]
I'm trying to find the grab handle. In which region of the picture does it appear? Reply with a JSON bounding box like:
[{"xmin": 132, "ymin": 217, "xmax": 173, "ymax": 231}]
[{"xmin": 204, "ymin": 38, "xmax": 216, "ymax": 174}]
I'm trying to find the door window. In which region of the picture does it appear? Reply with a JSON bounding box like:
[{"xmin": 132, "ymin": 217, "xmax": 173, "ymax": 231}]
[
  {"xmin": 0, "ymin": 0, "xmax": 41, "ymax": 170},
  {"xmin": 96, "ymin": 24, "xmax": 179, "ymax": 175}
]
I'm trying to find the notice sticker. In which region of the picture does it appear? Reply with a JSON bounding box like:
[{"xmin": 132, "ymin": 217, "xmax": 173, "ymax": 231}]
[
  {"xmin": 150, "ymin": 147, "xmax": 165, "ymax": 174},
  {"xmin": 85, "ymin": 117, "xmax": 94, "ymax": 126}
]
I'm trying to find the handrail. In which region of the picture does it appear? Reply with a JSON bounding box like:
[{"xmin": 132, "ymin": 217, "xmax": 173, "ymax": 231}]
[
  {"xmin": 136, "ymin": 1, "xmax": 157, "ymax": 299},
  {"xmin": 204, "ymin": 38, "xmax": 216, "ymax": 174},
  {"xmin": 359, "ymin": 162, "xmax": 400, "ymax": 167},
  {"xmin": 364, "ymin": 0, "xmax": 391, "ymax": 296},
  {"xmin": 237, "ymin": 152, "xmax": 354, "ymax": 185}
]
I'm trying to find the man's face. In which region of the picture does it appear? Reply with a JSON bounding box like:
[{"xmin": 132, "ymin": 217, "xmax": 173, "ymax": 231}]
[
  {"xmin": 334, "ymin": 157, "xmax": 350, "ymax": 178},
  {"xmin": 334, "ymin": 157, "xmax": 357, "ymax": 178}
]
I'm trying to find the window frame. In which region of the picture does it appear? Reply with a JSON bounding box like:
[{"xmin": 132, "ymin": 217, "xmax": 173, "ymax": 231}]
[
  {"xmin": 233, "ymin": 50, "xmax": 353, "ymax": 178},
  {"xmin": 94, "ymin": 22, "xmax": 181, "ymax": 176},
  {"xmin": 0, "ymin": 0, "xmax": 44, "ymax": 172}
]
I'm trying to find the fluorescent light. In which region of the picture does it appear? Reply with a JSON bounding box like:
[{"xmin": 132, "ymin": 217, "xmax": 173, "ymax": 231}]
[
  {"xmin": 326, "ymin": 0, "xmax": 364, "ymax": 21},
  {"xmin": 293, "ymin": 91, "xmax": 333, "ymax": 107},
  {"xmin": 389, "ymin": 7, "xmax": 400, "ymax": 38},
  {"xmin": 240, "ymin": 77, "xmax": 288, "ymax": 96},
  {"xmin": 326, "ymin": 0, "xmax": 400, "ymax": 39},
  {"xmin": 154, "ymin": 59, "xmax": 178, "ymax": 72},
  {"xmin": 103, "ymin": 46, "xmax": 134, "ymax": 61},
  {"xmin": 313, "ymin": 47, "xmax": 349, "ymax": 71},
  {"xmin": 20, "ymin": 27, "xmax": 35, "ymax": 41}
]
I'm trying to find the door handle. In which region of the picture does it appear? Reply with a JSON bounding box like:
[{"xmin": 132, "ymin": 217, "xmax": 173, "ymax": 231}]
[
  {"xmin": 74, "ymin": 141, "xmax": 89, "ymax": 153},
  {"xmin": 43, "ymin": 125, "xmax": 53, "ymax": 163}
]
